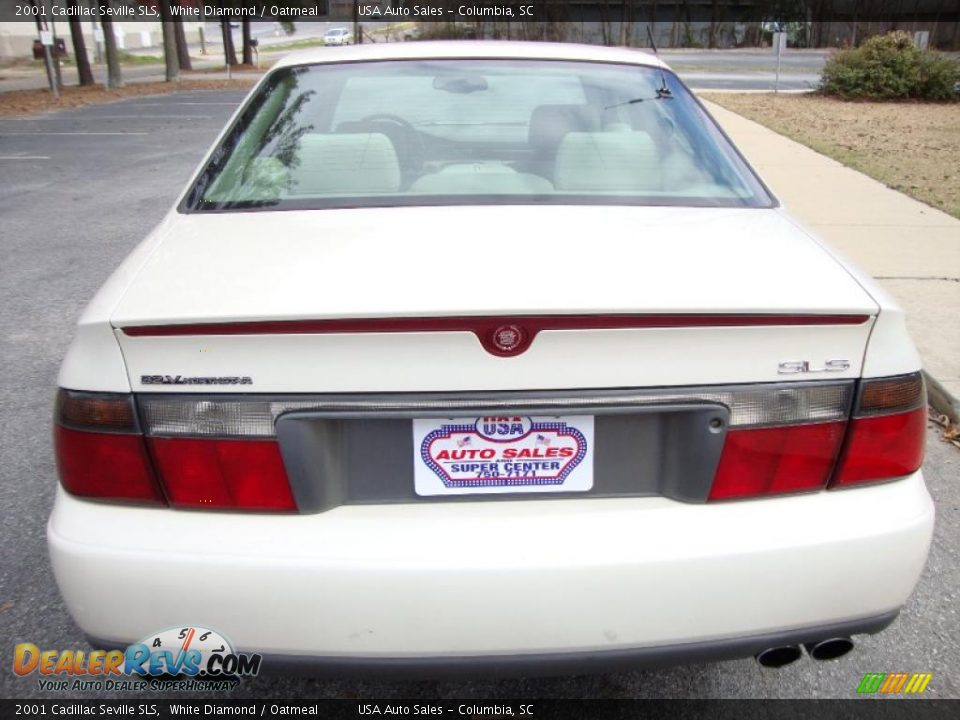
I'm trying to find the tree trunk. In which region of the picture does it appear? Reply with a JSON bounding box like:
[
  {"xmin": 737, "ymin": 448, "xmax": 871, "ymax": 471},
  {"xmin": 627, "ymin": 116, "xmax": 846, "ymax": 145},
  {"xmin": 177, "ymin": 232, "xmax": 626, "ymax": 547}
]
[
  {"xmin": 157, "ymin": 0, "xmax": 178, "ymax": 82},
  {"xmin": 30, "ymin": 1, "xmax": 58, "ymax": 92},
  {"xmin": 221, "ymin": 19, "xmax": 237, "ymax": 66},
  {"xmin": 67, "ymin": 11, "xmax": 95, "ymax": 86},
  {"xmin": 708, "ymin": 0, "xmax": 719, "ymax": 48},
  {"xmin": 172, "ymin": 3, "xmax": 192, "ymax": 70},
  {"xmin": 100, "ymin": 10, "xmax": 123, "ymax": 88},
  {"xmin": 242, "ymin": 19, "xmax": 253, "ymax": 65},
  {"xmin": 46, "ymin": 16, "xmax": 64, "ymax": 89}
]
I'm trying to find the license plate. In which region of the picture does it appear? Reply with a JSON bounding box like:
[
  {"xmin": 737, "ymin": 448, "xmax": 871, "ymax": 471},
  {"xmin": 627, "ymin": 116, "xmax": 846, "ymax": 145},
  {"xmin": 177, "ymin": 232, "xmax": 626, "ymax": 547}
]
[{"xmin": 413, "ymin": 415, "xmax": 594, "ymax": 496}]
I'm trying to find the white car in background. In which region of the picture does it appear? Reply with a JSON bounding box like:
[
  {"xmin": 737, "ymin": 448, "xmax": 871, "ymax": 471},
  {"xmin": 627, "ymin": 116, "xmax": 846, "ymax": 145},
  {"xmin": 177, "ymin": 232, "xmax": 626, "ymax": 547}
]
[
  {"xmin": 323, "ymin": 27, "xmax": 352, "ymax": 46},
  {"xmin": 49, "ymin": 42, "xmax": 933, "ymax": 675}
]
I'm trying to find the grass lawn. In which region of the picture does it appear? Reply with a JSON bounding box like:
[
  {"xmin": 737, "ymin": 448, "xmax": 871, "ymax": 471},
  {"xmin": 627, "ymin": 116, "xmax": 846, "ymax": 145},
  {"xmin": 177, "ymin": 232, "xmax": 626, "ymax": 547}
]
[
  {"xmin": 701, "ymin": 93, "xmax": 960, "ymax": 219},
  {"xmin": 0, "ymin": 79, "xmax": 257, "ymax": 117},
  {"xmin": 258, "ymin": 38, "xmax": 326, "ymax": 53}
]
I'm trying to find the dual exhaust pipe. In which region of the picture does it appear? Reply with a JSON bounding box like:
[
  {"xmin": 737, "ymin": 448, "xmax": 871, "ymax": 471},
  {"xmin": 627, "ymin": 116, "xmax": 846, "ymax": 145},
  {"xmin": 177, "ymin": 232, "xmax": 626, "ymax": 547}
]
[{"xmin": 755, "ymin": 637, "xmax": 854, "ymax": 668}]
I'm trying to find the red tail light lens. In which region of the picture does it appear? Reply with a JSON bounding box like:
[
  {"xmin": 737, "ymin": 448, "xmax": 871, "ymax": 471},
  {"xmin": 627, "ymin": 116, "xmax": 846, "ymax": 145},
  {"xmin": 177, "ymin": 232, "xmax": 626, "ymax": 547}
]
[
  {"xmin": 54, "ymin": 389, "xmax": 297, "ymax": 512},
  {"xmin": 710, "ymin": 421, "xmax": 847, "ymax": 500},
  {"xmin": 148, "ymin": 438, "xmax": 296, "ymax": 511},
  {"xmin": 709, "ymin": 372, "xmax": 925, "ymax": 501},
  {"xmin": 54, "ymin": 391, "xmax": 164, "ymax": 505},
  {"xmin": 832, "ymin": 374, "xmax": 926, "ymax": 487}
]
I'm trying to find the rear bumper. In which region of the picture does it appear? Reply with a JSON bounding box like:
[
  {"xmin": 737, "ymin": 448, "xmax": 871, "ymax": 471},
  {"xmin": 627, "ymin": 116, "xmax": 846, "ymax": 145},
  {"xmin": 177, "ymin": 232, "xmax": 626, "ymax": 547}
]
[
  {"xmin": 48, "ymin": 472, "xmax": 933, "ymax": 669},
  {"xmin": 87, "ymin": 611, "xmax": 899, "ymax": 679}
]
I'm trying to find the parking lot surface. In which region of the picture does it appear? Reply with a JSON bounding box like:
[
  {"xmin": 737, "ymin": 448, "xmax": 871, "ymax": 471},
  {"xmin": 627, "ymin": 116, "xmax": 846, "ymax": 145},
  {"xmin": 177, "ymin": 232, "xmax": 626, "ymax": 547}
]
[{"xmin": 0, "ymin": 92, "xmax": 956, "ymax": 699}]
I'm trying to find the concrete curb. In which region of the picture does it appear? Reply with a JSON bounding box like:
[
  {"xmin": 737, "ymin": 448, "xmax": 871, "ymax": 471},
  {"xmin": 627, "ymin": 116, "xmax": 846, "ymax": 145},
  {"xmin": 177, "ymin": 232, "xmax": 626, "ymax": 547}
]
[{"xmin": 924, "ymin": 371, "xmax": 960, "ymax": 425}]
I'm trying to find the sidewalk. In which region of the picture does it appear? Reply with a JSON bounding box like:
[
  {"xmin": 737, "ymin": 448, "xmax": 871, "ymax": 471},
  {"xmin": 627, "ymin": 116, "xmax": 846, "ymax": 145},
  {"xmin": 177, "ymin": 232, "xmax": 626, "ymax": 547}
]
[{"xmin": 703, "ymin": 100, "xmax": 960, "ymax": 417}]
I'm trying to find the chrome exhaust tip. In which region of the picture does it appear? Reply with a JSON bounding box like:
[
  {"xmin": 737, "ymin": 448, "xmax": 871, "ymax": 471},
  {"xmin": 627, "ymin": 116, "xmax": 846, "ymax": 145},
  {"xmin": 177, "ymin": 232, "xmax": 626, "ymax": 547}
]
[
  {"xmin": 755, "ymin": 645, "xmax": 802, "ymax": 668},
  {"xmin": 805, "ymin": 637, "xmax": 854, "ymax": 661}
]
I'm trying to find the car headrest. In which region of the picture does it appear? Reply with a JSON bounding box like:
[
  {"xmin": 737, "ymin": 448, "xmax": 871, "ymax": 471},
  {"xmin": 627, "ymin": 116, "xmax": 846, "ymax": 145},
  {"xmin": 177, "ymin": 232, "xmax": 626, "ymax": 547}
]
[
  {"xmin": 408, "ymin": 164, "xmax": 554, "ymax": 194},
  {"xmin": 554, "ymin": 131, "xmax": 661, "ymax": 192},
  {"xmin": 528, "ymin": 104, "xmax": 601, "ymax": 155},
  {"xmin": 289, "ymin": 133, "xmax": 401, "ymax": 195}
]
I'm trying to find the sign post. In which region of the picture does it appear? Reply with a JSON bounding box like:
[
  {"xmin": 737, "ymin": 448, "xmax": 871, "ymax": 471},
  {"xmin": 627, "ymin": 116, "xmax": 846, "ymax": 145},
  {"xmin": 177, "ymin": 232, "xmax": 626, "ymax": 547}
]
[
  {"xmin": 773, "ymin": 31, "xmax": 787, "ymax": 93},
  {"xmin": 39, "ymin": 28, "xmax": 59, "ymax": 100}
]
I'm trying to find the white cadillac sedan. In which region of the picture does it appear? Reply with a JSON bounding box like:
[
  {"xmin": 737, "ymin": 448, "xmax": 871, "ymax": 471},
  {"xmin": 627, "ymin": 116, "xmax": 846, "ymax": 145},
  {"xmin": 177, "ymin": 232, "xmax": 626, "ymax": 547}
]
[{"xmin": 49, "ymin": 42, "xmax": 934, "ymax": 675}]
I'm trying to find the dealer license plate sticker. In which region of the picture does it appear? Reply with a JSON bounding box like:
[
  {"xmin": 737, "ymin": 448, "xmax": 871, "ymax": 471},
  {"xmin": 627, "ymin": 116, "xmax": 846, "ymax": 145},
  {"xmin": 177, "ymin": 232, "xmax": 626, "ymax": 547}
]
[{"xmin": 413, "ymin": 415, "xmax": 594, "ymax": 496}]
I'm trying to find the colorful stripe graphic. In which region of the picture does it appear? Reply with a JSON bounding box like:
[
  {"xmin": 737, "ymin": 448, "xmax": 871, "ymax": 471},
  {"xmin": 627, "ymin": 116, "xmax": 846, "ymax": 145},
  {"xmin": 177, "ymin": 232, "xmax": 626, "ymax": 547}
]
[{"xmin": 857, "ymin": 672, "xmax": 932, "ymax": 694}]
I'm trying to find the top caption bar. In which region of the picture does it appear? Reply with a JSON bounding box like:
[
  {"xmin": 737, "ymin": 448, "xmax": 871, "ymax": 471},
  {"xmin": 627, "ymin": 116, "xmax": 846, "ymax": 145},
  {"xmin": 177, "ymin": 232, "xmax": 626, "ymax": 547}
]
[{"xmin": 4, "ymin": 1, "xmax": 959, "ymax": 24}]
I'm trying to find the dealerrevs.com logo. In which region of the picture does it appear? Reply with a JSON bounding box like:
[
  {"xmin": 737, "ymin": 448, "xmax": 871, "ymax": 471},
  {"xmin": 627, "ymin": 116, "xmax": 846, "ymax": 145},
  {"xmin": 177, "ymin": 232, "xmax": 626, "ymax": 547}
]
[{"xmin": 13, "ymin": 626, "xmax": 261, "ymax": 692}]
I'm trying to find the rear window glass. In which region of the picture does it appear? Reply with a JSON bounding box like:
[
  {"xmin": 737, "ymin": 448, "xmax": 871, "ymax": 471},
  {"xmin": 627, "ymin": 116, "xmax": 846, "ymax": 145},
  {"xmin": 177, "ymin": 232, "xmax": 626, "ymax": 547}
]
[{"xmin": 184, "ymin": 59, "xmax": 773, "ymax": 212}]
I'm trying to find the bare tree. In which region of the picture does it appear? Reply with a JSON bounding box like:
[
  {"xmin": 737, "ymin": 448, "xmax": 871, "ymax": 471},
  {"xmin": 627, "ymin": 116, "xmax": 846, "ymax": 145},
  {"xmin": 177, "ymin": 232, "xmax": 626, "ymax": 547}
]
[
  {"xmin": 100, "ymin": 2, "xmax": 123, "ymax": 89},
  {"xmin": 599, "ymin": 0, "xmax": 613, "ymax": 45},
  {"xmin": 708, "ymin": 0, "xmax": 720, "ymax": 48},
  {"xmin": 158, "ymin": 0, "xmax": 179, "ymax": 82},
  {"xmin": 67, "ymin": 0, "xmax": 94, "ymax": 86},
  {"xmin": 221, "ymin": 19, "xmax": 238, "ymax": 67},
  {"xmin": 242, "ymin": 19, "xmax": 253, "ymax": 65},
  {"xmin": 621, "ymin": 0, "xmax": 638, "ymax": 46},
  {"xmin": 172, "ymin": 2, "xmax": 193, "ymax": 70}
]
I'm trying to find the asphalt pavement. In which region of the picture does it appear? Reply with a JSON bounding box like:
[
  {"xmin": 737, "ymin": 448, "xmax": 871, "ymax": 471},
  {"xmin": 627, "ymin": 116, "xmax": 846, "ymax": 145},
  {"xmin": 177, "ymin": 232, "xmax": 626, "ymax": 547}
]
[{"xmin": 0, "ymin": 92, "xmax": 957, "ymax": 700}]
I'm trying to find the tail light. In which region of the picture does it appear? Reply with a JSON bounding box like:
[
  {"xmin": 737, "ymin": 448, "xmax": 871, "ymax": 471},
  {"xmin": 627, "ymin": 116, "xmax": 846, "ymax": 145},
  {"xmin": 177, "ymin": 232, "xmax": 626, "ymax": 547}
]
[
  {"xmin": 55, "ymin": 373, "xmax": 924, "ymax": 511},
  {"xmin": 148, "ymin": 437, "xmax": 294, "ymax": 511},
  {"xmin": 708, "ymin": 384, "xmax": 852, "ymax": 501},
  {"xmin": 831, "ymin": 373, "xmax": 926, "ymax": 487},
  {"xmin": 709, "ymin": 371, "xmax": 925, "ymax": 500},
  {"xmin": 709, "ymin": 421, "xmax": 847, "ymax": 500},
  {"xmin": 54, "ymin": 392, "xmax": 164, "ymax": 506},
  {"xmin": 54, "ymin": 390, "xmax": 295, "ymax": 512}
]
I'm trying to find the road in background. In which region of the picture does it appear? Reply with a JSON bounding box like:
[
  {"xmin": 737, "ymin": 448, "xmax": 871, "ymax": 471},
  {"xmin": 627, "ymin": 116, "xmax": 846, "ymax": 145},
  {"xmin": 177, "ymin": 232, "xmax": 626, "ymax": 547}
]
[{"xmin": 0, "ymin": 92, "xmax": 956, "ymax": 699}]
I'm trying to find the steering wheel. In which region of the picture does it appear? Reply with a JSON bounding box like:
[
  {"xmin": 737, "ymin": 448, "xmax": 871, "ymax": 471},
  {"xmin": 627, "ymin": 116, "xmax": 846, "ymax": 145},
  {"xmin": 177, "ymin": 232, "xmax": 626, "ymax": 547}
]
[{"xmin": 357, "ymin": 113, "xmax": 425, "ymax": 179}]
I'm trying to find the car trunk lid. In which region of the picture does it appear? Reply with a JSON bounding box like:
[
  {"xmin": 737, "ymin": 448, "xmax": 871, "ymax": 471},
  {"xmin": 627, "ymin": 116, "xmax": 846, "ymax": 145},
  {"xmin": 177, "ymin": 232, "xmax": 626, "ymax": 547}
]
[{"xmin": 112, "ymin": 205, "xmax": 877, "ymax": 392}]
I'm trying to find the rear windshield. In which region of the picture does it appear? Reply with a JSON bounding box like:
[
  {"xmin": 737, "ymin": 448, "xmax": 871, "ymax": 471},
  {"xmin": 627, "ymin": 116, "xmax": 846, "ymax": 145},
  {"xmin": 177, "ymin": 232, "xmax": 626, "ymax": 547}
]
[{"xmin": 184, "ymin": 59, "xmax": 773, "ymax": 212}]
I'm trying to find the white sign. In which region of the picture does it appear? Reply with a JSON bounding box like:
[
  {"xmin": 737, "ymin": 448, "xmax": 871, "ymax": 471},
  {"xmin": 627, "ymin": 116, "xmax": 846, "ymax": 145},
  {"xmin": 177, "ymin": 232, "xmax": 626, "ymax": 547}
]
[
  {"xmin": 39, "ymin": 30, "xmax": 53, "ymax": 46},
  {"xmin": 413, "ymin": 415, "xmax": 595, "ymax": 496},
  {"xmin": 773, "ymin": 32, "xmax": 787, "ymax": 53}
]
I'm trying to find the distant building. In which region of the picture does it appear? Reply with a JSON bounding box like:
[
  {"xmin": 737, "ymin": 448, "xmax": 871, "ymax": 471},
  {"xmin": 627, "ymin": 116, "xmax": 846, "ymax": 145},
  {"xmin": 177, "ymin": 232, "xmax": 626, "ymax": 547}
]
[
  {"xmin": 0, "ymin": 0, "xmax": 203, "ymax": 61},
  {"xmin": 0, "ymin": 20, "xmax": 163, "ymax": 60}
]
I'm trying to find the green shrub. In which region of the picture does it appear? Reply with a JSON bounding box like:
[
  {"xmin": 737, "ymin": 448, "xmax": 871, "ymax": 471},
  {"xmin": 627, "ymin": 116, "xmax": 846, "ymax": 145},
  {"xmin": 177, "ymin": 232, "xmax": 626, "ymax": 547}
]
[
  {"xmin": 409, "ymin": 23, "xmax": 476, "ymax": 41},
  {"xmin": 821, "ymin": 31, "xmax": 960, "ymax": 101}
]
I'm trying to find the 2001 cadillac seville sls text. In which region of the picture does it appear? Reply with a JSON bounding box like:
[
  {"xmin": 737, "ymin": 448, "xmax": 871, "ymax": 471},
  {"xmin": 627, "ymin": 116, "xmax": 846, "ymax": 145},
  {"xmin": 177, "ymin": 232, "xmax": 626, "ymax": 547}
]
[{"xmin": 49, "ymin": 41, "xmax": 934, "ymax": 675}]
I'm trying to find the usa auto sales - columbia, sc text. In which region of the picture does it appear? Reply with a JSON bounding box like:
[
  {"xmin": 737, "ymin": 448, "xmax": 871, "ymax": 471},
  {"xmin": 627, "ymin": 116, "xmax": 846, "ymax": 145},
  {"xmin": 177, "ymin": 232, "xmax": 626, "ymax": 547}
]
[{"xmin": 359, "ymin": 704, "xmax": 534, "ymax": 716}]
